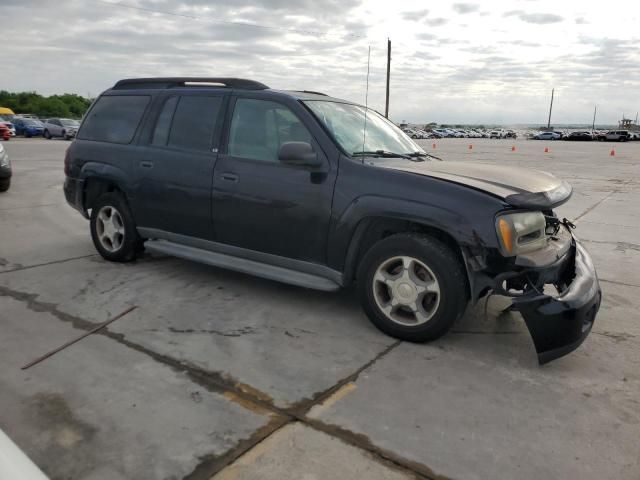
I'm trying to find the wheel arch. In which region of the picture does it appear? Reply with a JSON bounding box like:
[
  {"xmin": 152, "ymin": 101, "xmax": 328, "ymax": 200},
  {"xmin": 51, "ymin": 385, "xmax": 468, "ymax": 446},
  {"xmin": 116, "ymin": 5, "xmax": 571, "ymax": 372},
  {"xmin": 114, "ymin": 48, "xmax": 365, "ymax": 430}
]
[{"xmin": 79, "ymin": 163, "xmax": 131, "ymax": 212}]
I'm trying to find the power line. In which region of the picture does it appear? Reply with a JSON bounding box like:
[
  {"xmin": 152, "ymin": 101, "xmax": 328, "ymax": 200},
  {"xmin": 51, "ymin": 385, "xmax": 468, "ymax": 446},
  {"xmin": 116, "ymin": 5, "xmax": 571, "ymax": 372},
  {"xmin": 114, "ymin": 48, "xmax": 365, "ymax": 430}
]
[{"xmin": 93, "ymin": 0, "xmax": 366, "ymax": 39}]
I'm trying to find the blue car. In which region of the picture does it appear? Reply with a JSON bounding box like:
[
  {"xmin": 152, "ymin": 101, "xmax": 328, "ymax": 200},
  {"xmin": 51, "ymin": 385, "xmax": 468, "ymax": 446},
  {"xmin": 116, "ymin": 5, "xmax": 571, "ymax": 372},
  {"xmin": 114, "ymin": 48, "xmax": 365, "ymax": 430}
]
[{"xmin": 13, "ymin": 118, "xmax": 44, "ymax": 137}]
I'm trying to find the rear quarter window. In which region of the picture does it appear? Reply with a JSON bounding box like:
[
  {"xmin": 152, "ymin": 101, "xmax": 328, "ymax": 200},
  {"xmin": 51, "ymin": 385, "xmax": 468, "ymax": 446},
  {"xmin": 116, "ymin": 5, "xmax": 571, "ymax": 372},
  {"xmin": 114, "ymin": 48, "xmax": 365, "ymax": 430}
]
[{"xmin": 78, "ymin": 95, "xmax": 150, "ymax": 144}]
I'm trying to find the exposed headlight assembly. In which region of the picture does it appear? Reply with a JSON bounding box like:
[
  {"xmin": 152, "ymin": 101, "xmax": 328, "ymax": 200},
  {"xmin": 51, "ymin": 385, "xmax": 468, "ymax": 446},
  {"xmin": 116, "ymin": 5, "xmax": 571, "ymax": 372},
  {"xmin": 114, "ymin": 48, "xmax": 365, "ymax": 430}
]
[{"xmin": 495, "ymin": 211, "xmax": 547, "ymax": 256}]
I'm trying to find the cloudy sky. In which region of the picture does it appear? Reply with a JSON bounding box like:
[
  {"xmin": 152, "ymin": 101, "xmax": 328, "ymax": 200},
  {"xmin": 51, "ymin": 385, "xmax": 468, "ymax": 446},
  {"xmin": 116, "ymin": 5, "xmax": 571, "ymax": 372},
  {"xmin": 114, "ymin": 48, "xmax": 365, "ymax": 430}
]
[{"xmin": 2, "ymin": 0, "xmax": 639, "ymax": 124}]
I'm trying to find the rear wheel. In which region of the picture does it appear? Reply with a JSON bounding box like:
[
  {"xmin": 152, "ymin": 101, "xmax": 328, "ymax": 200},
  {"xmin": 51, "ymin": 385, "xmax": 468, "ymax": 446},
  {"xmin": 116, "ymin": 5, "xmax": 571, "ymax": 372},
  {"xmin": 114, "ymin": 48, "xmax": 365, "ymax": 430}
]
[
  {"xmin": 0, "ymin": 178, "xmax": 10, "ymax": 192},
  {"xmin": 357, "ymin": 233, "xmax": 468, "ymax": 342},
  {"xmin": 90, "ymin": 192, "xmax": 142, "ymax": 262}
]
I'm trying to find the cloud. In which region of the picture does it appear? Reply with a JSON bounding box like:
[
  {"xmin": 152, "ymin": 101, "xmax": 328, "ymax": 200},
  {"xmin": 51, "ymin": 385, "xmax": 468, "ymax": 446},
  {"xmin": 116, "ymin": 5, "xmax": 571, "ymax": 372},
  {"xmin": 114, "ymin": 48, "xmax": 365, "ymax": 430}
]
[
  {"xmin": 426, "ymin": 17, "xmax": 449, "ymax": 27},
  {"xmin": 1, "ymin": 0, "xmax": 638, "ymax": 124},
  {"xmin": 503, "ymin": 10, "xmax": 563, "ymax": 24},
  {"xmin": 401, "ymin": 9, "xmax": 429, "ymax": 21},
  {"xmin": 452, "ymin": 3, "xmax": 479, "ymax": 14}
]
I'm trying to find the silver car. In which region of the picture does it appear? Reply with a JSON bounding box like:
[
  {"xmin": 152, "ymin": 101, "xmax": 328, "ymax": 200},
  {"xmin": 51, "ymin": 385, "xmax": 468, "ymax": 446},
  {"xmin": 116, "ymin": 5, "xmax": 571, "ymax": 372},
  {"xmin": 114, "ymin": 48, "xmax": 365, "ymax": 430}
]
[{"xmin": 43, "ymin": 118, "xmax": 80, "ymax": 140}]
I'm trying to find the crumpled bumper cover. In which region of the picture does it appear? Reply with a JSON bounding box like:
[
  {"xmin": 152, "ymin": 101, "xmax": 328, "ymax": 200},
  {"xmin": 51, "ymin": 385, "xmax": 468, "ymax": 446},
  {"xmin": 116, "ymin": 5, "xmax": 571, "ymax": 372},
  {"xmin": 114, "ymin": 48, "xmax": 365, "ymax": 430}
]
[{"xmin": 512, "ymin": 241, "xmax": 601, "ymax": 364}]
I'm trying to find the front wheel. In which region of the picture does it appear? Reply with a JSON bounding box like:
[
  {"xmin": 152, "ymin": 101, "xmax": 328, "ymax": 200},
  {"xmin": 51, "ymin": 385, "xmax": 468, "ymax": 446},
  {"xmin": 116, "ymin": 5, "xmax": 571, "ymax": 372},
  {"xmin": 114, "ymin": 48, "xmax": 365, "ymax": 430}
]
[
  {"xmin": 90, "ymin": 192, "xmax": 142, "ymax": 262},
  {"xmin": 357, "ymin": 233, "xmax": 468, "ymax": 342},
  {"xmin": 43, "ymin": 130, "xmax": 51, "ymax": 139}
]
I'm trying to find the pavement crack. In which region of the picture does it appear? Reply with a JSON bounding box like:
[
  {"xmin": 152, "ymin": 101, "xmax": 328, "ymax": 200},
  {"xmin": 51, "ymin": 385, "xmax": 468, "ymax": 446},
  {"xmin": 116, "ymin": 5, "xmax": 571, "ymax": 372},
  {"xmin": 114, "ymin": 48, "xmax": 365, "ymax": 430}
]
[
  {"xmin": 572, "ymin": 191, "xmax": 615, "ymax": 222},
  {"xmin": 0, "ymin": 284, "xmax": 100, "ymax": 331},
  {"xmin": 286, "ymin": 340, "xmax": 401, "ymax": 417},
  {"xmin": 168, "ymin": 326, "xmax": 257, "ymax": 337},
  {"xmin": 0, "ymin": 254, "xmax": 97, "ymax": 275}
]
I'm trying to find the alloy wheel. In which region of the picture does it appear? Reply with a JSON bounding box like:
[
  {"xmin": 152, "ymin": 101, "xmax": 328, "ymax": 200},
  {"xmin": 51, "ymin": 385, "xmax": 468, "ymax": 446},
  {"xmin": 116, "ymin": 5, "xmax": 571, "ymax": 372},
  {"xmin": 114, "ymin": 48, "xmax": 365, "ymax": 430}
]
[
  {"xmin": 96, "ymin": 206, "xmax": 125, "ymax": 252},
  {"xmin": 372, "ymin": 256, "xmax": 441, "ymax": 326}
]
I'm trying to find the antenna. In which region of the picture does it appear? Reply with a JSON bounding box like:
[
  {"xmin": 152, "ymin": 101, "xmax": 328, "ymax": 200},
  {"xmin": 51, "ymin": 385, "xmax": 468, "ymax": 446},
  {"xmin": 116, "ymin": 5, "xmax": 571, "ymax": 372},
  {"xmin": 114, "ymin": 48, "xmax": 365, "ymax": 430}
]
[{"xmin": 361, "ymin": 45, "xmax": 371, "ymax": 153}]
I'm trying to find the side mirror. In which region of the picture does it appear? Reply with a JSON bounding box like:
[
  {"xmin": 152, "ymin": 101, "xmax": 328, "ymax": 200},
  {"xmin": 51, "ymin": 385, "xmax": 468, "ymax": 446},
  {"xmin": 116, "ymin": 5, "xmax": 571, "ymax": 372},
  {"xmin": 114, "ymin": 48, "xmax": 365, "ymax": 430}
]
[{"xmin": 278, "ymin": 142, "xmax": 322, "ymax": 167}]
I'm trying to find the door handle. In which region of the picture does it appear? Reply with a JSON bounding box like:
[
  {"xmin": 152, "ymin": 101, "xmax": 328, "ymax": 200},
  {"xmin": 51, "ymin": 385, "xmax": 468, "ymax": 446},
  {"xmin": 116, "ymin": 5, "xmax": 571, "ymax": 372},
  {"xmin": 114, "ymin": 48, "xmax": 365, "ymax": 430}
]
[
  {"xmin": 220, "ymin": 173, "xmax": 239, "ymax": 183},
  {"xmin": 140, "ymin": 161, "xmax": 154, "ymax": 168}
]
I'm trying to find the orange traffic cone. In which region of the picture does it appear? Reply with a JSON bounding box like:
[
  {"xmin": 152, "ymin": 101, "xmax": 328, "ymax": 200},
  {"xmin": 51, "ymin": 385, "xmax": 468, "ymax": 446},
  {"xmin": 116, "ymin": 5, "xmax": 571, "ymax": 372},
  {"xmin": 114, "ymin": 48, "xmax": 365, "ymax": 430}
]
[
  {"xmin": 468, "ymin": 144, "xmax": 473, "ymax": 150},
  {"xmin": 511, "ymin": 145, "xmax": 516, "ymax": 152},
  {"xmin": 610, "ymin": 149, "xmax": 615, "ymax": 157},
  {"xmin": 544, "ymin": 147, "xmax": 549, "ymax": 153},
  {"xmin": 432, "ymin": 143, "xmax": 436, "ymax": 149}
]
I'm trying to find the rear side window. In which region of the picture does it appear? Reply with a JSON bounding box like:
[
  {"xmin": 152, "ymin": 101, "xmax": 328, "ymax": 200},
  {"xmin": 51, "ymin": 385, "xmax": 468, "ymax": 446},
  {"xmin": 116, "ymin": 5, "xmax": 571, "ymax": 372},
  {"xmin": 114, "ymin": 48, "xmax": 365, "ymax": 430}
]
[
  {"xmin": 166, "ymin": 96, "xmax": 222, "ymax": 152},
  {"xmin": 78, "ymin": 95, "xmax": 150, "ymax": 144}
]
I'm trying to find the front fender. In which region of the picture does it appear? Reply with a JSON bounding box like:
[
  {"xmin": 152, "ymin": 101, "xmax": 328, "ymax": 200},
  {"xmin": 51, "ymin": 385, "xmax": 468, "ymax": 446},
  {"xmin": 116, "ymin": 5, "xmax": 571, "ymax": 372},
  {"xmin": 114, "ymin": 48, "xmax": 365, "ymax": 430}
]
[{"xmin": 330, "ymin": 194, "xmax": 496, "ymax": 280}]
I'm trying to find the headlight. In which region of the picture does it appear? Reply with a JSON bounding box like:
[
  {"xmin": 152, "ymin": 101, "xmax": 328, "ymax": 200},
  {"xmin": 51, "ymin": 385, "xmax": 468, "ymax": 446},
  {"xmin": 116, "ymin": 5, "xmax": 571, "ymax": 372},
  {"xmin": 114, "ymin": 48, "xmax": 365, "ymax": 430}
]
[{"xmin": 495, "ymin": 211, "xmax": 547, "ymax": 256}]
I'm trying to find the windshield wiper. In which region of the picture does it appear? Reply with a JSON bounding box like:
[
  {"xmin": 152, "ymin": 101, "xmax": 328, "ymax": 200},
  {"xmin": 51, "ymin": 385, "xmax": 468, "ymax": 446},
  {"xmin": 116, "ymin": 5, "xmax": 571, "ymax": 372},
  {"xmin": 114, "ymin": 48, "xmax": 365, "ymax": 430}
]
[
  {"xmin": 352, "ymin": 150, "xmax": 412, "ymax": 159},
  {"xmin": 408, "ymin": 151, "xmax": 443, "ymax": 161}
]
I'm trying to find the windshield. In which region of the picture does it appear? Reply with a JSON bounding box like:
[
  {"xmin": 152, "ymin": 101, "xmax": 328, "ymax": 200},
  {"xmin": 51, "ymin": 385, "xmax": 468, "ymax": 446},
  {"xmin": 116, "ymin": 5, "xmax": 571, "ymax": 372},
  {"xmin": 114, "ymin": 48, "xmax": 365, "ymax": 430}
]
[
  {"xmin": 24, "ymin": 119, "xmax": 43, "ymax": 126},
  {"xmin": 304, "ymin": 100, "xmax": 423, "ymax": 156},
  {"xmin": 61, "ymin": 119, "xmax": 79, "ymax": 126}
]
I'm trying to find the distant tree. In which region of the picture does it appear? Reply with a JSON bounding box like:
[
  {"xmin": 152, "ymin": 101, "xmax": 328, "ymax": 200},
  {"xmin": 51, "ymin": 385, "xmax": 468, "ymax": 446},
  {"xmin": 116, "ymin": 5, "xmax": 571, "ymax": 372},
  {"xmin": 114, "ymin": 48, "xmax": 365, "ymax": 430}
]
[{"xmin": 0, "ymin": 91, "xmax": 91, "ymax": 118}]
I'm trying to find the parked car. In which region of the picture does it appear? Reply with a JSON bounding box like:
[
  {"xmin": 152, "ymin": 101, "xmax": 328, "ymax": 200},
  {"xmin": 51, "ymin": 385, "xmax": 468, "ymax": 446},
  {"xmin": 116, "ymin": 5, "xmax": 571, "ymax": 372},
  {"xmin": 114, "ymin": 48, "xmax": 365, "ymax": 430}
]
[
  {"xmin": 564, "ymin": 131, "xmax": 594, "ymax": 141},
  {"xmin": 505, "ymin": 130, "xmax": 517, "ymax": 139},
  {"xmin": 0, "ymin": 116, "xmax": 16, "ymax": 136},
  {"xmin": 0, "ymin": 124, "xmax": 11, "ymax": 141},
  {"xmin": 64, "ymin": 77, "xmax": 601, "ymax": 364},
  {"xmin": 432, "ymin": 128, "xmax": 452, "ymax": 137},
  {"xmin": 13, "ymin": 118, "xmax": 44, "ymax": 137},
  {"xmin": 0, "ymin": 141, "xmax": 11, "ymax": 191},
  {"xmin": 489, "ymin": 130, "xmax": 506, "ymax": 139},
  {"xmin": 43, "ymin": 118, "xmax": 80, "ymax": 140},
  {"xmin": 532, "ymin": 131, "xmax": 561, "ymax": 140},
  {"xmin": 597, "ymin": 130, "xmax": 632, "ymax": 142}
]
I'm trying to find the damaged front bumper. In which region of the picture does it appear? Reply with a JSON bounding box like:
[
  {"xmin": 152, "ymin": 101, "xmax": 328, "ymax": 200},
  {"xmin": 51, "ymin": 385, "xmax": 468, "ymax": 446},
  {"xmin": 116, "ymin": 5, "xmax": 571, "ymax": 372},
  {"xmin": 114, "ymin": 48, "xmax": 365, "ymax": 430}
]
[{"xmin": 510, "ymin": 239, "xmax": 601, "ymax": 364}]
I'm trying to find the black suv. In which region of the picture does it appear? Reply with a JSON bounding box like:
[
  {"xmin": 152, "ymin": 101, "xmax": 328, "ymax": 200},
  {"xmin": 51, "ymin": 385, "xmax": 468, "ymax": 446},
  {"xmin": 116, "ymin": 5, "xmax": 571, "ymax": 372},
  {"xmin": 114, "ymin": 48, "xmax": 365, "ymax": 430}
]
[{"xmin": 64, "ymin": 77, "xmax": 601, "ymax": 364}]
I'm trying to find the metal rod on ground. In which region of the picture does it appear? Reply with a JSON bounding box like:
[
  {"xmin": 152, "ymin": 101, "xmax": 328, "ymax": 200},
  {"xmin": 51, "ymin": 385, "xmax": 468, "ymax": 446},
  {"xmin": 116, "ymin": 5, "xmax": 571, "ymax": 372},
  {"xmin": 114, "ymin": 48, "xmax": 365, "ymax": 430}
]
[
  {"xmin": 592, "ymin": 105, "xmax": 597, "ymax": 133},
  {"xmin": 21, "ymin": 305, "xmax": 138, "ymax": 370},
  {"xmin": 385, "ymin": 38, "xmax": 391, "ymax": 118}
]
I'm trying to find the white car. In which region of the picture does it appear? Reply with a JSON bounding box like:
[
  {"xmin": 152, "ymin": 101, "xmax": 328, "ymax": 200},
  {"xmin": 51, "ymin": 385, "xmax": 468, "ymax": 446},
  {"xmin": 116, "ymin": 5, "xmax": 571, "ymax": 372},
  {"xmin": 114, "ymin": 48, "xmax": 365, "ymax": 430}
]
[
  {"xmin": 532, "ymin": 131, "xmax": 561, "ymax": 140},
  {"xmin": 489, "ymin": 130, "xmax": 506, "ymax": 139},
  {"xmin": 42, "ymin": 118, "xmax": 80, "ymax": 140}
]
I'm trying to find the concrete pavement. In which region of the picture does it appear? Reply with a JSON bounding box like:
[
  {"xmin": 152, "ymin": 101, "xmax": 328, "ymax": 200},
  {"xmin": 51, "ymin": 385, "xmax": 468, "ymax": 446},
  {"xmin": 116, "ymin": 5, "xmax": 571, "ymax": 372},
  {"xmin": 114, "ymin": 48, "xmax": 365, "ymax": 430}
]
[{"xmin": 0, "ymin": 137, "xmax": 638, "ymax": 479}]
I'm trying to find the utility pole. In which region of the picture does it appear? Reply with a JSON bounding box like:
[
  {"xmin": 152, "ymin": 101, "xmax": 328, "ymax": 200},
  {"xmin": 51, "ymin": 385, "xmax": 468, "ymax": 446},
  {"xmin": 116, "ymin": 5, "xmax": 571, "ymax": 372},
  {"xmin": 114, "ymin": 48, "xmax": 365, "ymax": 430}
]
[
  {"xmin": 385, "ymin": 38, "xmax": 391, "ymax": 118},
  {"xmin": 546, "ymin": 88, "xmax": 554, "ymax": 130},
  {"xmin": 592, "ymin": 105, "xmax": 597, "ymax": 132}
]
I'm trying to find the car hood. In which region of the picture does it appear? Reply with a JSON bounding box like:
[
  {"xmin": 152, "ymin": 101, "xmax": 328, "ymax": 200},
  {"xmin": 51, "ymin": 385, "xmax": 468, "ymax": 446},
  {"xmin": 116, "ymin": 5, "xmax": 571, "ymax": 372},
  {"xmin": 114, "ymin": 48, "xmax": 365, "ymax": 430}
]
[{"xmin": 373, "ymin": 159, "xmax": 572, "ymax": 209}]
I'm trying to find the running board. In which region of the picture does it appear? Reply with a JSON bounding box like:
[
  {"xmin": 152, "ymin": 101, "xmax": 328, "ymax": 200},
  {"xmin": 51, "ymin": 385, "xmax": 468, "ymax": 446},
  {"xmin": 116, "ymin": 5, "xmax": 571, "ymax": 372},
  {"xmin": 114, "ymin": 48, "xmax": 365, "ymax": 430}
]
[{"xmin": 145, "ymin": 239, "xmax": 341, "ymax": 292}]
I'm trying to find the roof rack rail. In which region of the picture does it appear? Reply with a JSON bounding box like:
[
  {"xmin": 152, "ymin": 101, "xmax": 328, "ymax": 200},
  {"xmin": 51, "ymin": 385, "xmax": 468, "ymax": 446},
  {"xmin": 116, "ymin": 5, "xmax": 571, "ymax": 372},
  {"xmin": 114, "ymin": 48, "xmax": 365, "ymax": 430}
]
[
  {"xmin": 113, "ymin": 77, "xmax": 269, "ymax": 90},
  {"xmin": 295, "ymin": 90, "xmax": 328, "ymax": 96}
]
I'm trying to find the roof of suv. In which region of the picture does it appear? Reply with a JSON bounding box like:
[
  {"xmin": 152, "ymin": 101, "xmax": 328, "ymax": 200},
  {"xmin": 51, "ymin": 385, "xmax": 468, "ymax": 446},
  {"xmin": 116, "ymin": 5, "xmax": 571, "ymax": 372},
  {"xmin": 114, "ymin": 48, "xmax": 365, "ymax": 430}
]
[{"xmin": 110, "ymin": 77, "xmax": 354, "ymax": 105}]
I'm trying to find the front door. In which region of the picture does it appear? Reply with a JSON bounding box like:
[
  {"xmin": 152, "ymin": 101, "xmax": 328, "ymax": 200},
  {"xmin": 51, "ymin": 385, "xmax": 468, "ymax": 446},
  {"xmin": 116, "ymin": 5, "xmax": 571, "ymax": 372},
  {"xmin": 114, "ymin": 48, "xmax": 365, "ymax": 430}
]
[
  {"xmin": 133, "ymin": 93, "xmax": 225, "ymax": 240},
  {"xmin": 212, "ymin": 96, "xmax": 335, "ymax": 264}
]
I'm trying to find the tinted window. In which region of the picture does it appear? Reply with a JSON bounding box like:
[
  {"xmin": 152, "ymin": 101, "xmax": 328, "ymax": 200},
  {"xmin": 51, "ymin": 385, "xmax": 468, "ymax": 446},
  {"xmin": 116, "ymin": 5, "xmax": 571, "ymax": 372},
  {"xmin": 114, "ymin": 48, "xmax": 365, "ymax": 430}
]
[
  {"xmin": 228, "ymin": 98, "xmax": 312, "ymax": 162},
  {"xmin": 167, "ymin": 96, "xmax": 222, "ymax": 152},
  {"xmin": 78, "ymin": 95, "xmax": 150, "ymax": 144},
  {"xmin": 151, "ymin": 96, "xmax": 178, "ymax": 146}
]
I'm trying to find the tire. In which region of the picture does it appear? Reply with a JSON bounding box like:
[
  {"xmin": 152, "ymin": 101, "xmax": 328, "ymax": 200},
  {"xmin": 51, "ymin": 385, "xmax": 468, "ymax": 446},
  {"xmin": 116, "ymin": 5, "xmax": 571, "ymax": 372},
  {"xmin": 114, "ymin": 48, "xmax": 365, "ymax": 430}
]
[
  {"xmin": 90, "ymin": 192, "xmax": 142, "ymax": 262},
  {"xmin": 43, "ymin": 130, "xmax": 51, "ymax": 139},
  {"xmin": 357, "ymin": 233, "xmax": 468, "ymax": 342},
  {"xmin": 0, "ymin": 178, "xmax": 10, "ymax": 192}
]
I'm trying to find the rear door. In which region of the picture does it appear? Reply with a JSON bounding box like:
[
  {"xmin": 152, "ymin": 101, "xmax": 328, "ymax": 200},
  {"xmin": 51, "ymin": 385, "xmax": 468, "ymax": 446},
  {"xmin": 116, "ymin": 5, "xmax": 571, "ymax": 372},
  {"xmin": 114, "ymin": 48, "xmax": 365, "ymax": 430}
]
[
  {"xmin": 133, "ymin": 92, "xmax": 227, "ymax": 240},
  {"xmin": 212, "ymin": 95, "xmax": 335, "ymax": 263}
]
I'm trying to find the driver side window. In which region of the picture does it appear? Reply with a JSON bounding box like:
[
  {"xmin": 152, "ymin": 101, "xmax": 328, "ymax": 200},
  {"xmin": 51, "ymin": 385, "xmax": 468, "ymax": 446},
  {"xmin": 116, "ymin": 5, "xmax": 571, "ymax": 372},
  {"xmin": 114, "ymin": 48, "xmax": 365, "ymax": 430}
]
[{"xmin": 227, "ymin": 98, "xmax": 312, "ymax": 163}]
